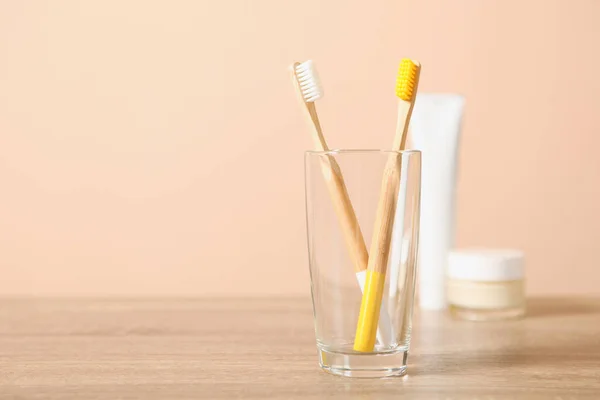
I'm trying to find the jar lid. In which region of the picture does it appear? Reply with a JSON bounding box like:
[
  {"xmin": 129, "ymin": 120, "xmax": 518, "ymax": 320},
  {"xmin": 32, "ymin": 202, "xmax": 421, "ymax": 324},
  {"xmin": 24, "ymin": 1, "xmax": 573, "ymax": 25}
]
[{"xmin": 447, "ymin": 249, "xmax": 524, "ymax": 282}]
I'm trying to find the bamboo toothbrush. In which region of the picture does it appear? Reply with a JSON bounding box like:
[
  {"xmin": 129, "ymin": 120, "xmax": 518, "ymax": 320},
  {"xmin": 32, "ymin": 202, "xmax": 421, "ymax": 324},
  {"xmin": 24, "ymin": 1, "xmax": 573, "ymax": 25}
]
[
  {"xmin": 353, "ymin": 59, "xmax": 421, "ymax": 352},
  {"xmin": 292, "ymin": 60, "xmax": 394, "ymax": 347},
  {"xmin": 292, "ymin": 60, "xmax": 368, "ymax": 275}
]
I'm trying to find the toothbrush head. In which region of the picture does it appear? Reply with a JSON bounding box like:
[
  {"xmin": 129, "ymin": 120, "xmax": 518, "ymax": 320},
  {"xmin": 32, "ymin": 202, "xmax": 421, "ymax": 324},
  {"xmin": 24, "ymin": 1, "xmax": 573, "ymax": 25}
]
[
  {"xmin": 294, "ymin": 60, "xmax": 323, "ymax": 103},
  {"xmin": 396, "ymin": 58, "xmax": 420, "ymax": 101}
]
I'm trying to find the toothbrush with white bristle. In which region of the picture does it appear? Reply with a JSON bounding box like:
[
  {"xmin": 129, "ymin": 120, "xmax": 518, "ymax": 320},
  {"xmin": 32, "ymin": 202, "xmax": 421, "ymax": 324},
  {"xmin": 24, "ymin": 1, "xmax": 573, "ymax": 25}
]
[
  {"xmin": 293, "ymin": 61, "xmax": 328, "ymax": 150},
  {"xmin": 292, "ymin": 60, "xmax": 394, "ymax": 348}
]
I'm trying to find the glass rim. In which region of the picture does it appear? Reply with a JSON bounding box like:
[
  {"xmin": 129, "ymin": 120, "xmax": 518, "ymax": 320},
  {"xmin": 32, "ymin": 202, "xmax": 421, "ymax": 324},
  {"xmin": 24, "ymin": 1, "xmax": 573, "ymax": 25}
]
[{"xmin": 305, "ymin": 148, "xmax": 421, "ymax": 156}]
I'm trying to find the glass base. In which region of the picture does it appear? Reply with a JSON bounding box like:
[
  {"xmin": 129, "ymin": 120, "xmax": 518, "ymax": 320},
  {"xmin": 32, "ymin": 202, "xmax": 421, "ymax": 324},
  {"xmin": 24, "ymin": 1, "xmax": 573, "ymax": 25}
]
[
  {"xmin": 450, "ymin": 304, "xmax": 525, "ymax": 321},
  {"xmin": 318, "ymin": 347, "xmax": 408, "ymax": 378}
]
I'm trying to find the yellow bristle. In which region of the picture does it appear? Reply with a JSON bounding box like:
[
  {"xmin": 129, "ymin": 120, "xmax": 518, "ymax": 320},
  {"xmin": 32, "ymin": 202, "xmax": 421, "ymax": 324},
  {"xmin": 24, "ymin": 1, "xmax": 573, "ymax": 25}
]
[{"xmin": 395, "ymin": 59, "xmax": 419, "ymax": 101}]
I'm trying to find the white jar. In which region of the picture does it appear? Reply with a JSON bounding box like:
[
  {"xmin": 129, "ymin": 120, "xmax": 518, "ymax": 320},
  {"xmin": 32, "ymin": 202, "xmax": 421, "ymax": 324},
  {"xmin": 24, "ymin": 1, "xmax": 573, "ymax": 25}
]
[{"xmin": 447, "ymin": 249, "xmax": 525, "ymax": 321}]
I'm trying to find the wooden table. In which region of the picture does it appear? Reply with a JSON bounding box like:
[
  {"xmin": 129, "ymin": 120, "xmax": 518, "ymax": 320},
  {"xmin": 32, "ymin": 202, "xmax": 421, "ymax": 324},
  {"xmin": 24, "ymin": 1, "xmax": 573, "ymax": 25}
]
[{"xmin": 2, "ymin": 298, "xmax": 600, "ymax": 399}]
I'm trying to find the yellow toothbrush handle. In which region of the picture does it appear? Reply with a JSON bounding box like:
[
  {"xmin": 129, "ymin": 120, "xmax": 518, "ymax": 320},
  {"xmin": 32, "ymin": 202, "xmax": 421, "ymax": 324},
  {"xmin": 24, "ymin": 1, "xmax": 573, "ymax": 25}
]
[{"xmin": 353, "ymin": 270, "xmax": 386, "ymax": 352}]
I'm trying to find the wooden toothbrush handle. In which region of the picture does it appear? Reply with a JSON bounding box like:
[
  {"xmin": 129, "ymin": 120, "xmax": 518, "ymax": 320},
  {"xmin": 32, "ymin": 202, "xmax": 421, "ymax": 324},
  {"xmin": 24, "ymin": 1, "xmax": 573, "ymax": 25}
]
[
  {"xmin": 319, "ymin": 155, "xmax": 369, "ymax": 273},
  {"xmin": 367, "ymin": 155, "xmax": 402, "ymax": 274},
  {"xmin": 298, "ymin": 97, "xmax": 368, "ymax": 273}
]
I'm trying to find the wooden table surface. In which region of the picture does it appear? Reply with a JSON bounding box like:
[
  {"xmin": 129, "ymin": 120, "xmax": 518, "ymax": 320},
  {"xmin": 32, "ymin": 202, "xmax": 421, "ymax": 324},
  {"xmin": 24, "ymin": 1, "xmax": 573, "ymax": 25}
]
[{"xmin": 2, "ymin": 297, "xmax": 600, "ymax": 399}]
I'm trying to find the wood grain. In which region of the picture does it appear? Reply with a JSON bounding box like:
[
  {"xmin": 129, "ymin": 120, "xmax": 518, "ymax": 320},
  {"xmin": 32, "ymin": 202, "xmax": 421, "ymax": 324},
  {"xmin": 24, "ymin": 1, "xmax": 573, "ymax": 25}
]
[{"xmin": 1, "ymin": 297, "xmax": 600, "ymax": 399}]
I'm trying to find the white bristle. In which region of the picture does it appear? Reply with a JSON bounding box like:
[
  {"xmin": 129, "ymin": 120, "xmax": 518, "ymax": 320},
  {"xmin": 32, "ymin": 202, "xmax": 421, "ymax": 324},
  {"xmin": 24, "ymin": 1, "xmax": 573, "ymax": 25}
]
[{"xmin": 295, "ymin": 60, "xmax": 323, "ymax": 102}]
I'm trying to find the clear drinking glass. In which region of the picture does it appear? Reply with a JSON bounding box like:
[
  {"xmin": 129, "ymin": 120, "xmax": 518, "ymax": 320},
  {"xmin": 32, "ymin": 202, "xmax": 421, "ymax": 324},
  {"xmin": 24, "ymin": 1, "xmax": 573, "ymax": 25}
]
[{"xmin": 305, "ymin": 149, "xmax": 421, "ymax": 378}]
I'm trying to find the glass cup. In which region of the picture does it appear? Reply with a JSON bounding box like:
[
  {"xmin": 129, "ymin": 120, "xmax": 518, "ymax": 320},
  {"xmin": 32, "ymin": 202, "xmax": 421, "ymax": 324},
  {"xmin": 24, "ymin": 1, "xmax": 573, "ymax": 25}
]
[{"xmin": 305, "ymin": 149, "xmax": 421, "ymax": 378}]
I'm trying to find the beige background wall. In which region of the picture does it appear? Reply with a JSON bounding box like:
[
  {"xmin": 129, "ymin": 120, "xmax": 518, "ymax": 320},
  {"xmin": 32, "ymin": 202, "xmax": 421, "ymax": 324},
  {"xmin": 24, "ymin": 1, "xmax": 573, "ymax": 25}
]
[{"xmin": 1, "ymin": 0, "xmax": 599, "ymax": 296}]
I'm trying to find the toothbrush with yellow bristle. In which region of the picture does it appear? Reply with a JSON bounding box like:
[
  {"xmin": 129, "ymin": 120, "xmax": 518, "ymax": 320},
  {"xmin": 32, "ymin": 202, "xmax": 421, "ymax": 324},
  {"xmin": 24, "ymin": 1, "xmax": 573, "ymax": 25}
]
[
  {"xmin": 353, "ymin": 58, "xmax": 421, "ymax": 352},
  {"xmin": 292, "ymin": 60, "xmax": 394, "ymax": 347}
]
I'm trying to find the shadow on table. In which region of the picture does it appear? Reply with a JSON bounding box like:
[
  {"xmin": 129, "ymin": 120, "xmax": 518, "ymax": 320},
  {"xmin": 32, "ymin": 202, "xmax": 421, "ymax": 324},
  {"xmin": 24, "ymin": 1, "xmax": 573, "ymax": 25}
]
[{"xmin": 526, "ymin": 297, "xmax": 600, "ymax": 318}]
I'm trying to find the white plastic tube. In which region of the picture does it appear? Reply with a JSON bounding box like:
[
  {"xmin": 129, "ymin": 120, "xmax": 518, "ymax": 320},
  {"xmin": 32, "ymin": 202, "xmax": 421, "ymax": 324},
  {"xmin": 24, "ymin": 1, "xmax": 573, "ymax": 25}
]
[{"xmin": 409, "ymin": 94, "xmax": 465, "ymax": 310}]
